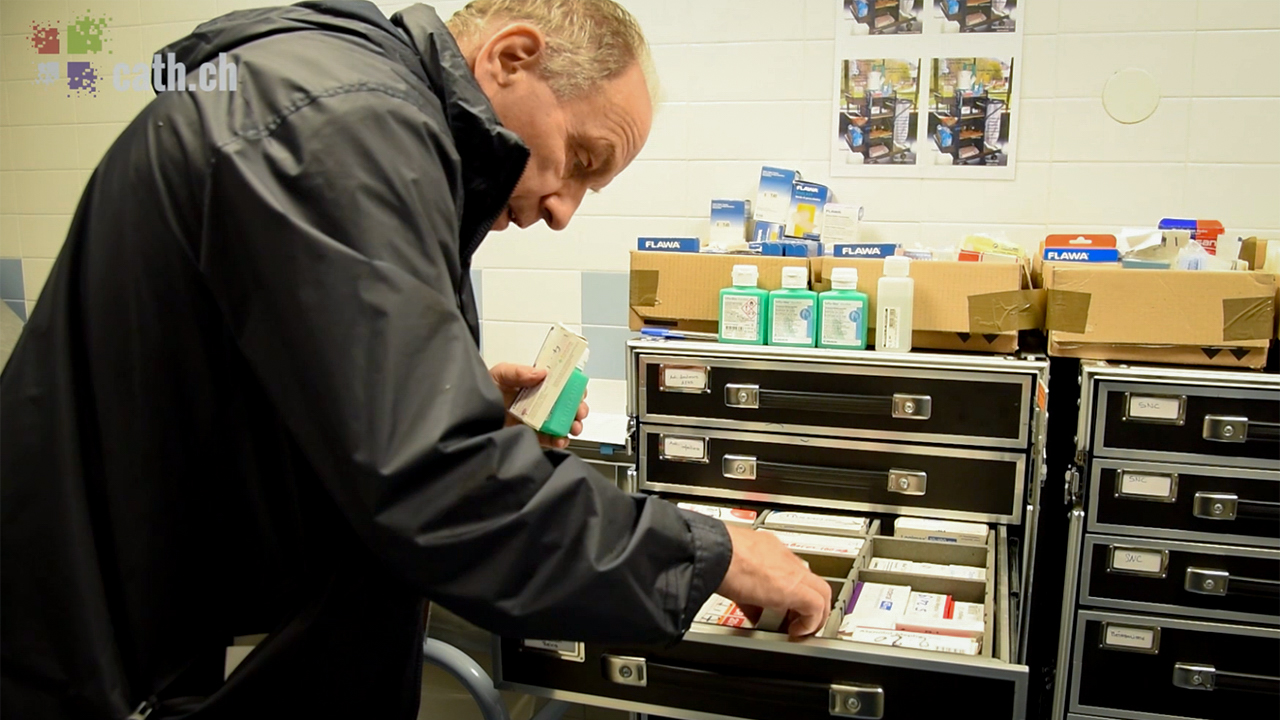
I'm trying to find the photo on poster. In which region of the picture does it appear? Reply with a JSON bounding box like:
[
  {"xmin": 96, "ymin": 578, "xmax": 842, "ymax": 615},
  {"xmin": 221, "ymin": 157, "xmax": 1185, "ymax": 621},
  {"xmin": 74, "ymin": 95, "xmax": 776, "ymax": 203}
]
[
  {"xmin": 934, "ymin": 0, "xmax": 1017, "ymax": 33},
  {"xmin": 836, "ymin": 59, "xmax": 921, "ymax": 166},
  {"xmin": 843, "ymin": 0, "xmax": 924, "ymax": 35},
  {"xmin": 927, "ymin": 57, "xmax": 1014, "ymax": 167}
]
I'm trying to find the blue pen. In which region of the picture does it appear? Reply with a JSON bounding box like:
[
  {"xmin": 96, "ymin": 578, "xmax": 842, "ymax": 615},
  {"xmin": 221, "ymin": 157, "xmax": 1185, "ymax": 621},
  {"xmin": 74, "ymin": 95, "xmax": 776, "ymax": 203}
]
[{"xmin": 640, "ymin": 328, "xmax": 719, "ymax": 341}]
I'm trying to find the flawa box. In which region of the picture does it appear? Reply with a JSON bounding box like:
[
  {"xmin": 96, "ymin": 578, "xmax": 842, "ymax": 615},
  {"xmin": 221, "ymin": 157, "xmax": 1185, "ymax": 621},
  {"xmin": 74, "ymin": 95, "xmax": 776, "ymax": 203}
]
[
  {"xmin": 628, "ymin": 251, "xmax": 797, "ymax": 333},
  {"xmin": 1042, "ymin": 264, "xmax": 1277, "ymax": 369},
  {"xmin": 811, "ymin": 257, "xmax": 1042, "ymax": 353}
]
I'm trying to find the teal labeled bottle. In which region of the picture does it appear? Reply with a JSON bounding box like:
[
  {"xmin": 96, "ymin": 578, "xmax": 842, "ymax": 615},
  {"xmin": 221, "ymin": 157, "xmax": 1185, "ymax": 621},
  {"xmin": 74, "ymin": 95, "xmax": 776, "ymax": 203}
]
[
  {"xmin": 538, "ymin": 351, "xmax": 589, "ymax": 438},
  {"xmin": 768, "ymin": 266, "xmax": 817, "ymax": 347},
  {"xmin": 719, "ymin": 264, "xmax": 769, "ymax": 345},
  {"xmin": 817, "ymin": 266, "xmax": 868, "ymax": 350}
]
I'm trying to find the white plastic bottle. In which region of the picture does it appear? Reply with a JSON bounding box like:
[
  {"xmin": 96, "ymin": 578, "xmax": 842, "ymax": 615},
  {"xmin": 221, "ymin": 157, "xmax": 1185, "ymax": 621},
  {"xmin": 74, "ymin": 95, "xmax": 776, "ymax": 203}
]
[{"xmin": 875, "ymin": 255, "xmax": 914, "ymax": 353}]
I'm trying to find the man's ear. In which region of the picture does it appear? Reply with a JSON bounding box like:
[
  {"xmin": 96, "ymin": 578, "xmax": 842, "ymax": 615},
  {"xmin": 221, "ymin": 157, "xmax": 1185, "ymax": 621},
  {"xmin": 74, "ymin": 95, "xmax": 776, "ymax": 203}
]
[{"xmin": 474, "ymin": 23, "xmax": 546, "ymax": 90}]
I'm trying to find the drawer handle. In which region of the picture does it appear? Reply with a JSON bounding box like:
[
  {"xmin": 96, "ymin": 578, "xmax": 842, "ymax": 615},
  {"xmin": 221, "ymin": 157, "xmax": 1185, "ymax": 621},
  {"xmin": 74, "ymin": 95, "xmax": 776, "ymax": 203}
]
[
  {"xmin": 1185, "ymin": 567, "xmax": 1280, "ymax": 599},
  {"xmin": 721, "ymin": 455, "xmax": 925, "ymax": 495},
  {"xmin": 1202, "ymin": 415, "xmax": 1280, "ymax": 444},
  {"xmin": 1173, "ymin": 663, "xmax": 1280, "ymax": 695},
  {"xmin": 1192, "ymin": 492, "xmax": 1280, "ymax": 522},
  {"xmin": 830, "ymin": 683, "xmax": 886, "ymax": 718},
  {"xmin": 724, "ymin": 384, "xmax": 931, "ymax": 420},
  {"xmin": 603, "ymin": 655, "xmax": 647, "ymax": 687}
]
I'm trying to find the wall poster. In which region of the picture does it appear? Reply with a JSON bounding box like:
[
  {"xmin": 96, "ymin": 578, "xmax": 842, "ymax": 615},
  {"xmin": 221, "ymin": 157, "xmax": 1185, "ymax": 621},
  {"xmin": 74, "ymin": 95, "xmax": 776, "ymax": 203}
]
[{"xmin": 830, "ymin": 0, "xmax": 1025, "ymax": 179}]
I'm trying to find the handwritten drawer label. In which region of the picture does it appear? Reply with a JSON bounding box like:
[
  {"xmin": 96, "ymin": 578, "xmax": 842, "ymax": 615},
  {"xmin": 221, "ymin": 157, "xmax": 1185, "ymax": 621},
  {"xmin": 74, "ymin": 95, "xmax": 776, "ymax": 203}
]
[
  {"xmin": 1125, "ymin": 394, "xmax": 1185, "ymax": 423},
  {"xmin": 1119, "ymin": 472, "xmax": 1175, "ymax": 500},
  {"xmin": 1109, "ymin": 546, "xmax": 1167, "ymax": 576},
  {"xmin": 662, "ymin": 435, "xmax": 707, "ymax": 461},
  {"xmin": 523, "ymin": 639, "xmax": 585, "ymax": 661},
  {"xmin": 1102, "ymin": 624, "xmax": 1159, "ymax": 653},
  {"xmin": 661, "ymin": 365, "xmax": 709, "ymax": 392}
]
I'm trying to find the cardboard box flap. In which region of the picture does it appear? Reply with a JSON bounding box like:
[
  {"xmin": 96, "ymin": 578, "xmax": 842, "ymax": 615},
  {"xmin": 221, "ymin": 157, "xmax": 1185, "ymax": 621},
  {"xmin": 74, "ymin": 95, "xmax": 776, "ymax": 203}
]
[
  {"xmin": 1044, "ymin": 265, "xmax": 1277, "ymax": 346},
  {"xmin": 629, "ymin": 251, "xmax": 796, "ymax": 326}
]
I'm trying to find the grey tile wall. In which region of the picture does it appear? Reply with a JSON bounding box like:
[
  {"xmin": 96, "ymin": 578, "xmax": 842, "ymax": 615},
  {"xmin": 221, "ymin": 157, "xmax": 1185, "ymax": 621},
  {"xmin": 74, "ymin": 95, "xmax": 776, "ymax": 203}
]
[
  {"xmin": 580, "ymin": 272, "xmax": 630, "ymax": 327},
  {"xmin": 0, "ymin": 259, "xmax": 26, "ymax": 322},
  {"xmin": 581, "ymin": 326, "xmax": 637, "ymax": 381}
]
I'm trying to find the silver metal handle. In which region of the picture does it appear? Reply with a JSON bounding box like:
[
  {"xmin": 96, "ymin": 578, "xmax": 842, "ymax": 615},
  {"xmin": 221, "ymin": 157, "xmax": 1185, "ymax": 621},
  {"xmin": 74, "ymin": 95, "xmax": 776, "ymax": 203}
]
[
  {"xmin": 887, "ymin": 469, "xmax": 927, "ymax": 495},
  {"xmin": 603, "ymin": 655, "xmax": 647, "ymax": 687},
  {"xmin": 1203, "ymin": 415, "xmax": 1249, "ymax": 443},
  {"xmin": 1193, "ymin": 492, "xmax": 1238, "ymax": 520},
  {"xmin": 829, "ymin": 684, "xmax": 885, "ymax": 719},
  {"xmin": 1173, "ymin": 662, "xmax": 1280, "ymax": 695},
  {"xmin": 723, "ymin": 384, "xmax": 931, "ymax": 420},
  {"xmin": 1185, "ymin": 566, "xmax": 1280, "ymax": 599},
  {"xmin": 720, "ymin": 454, "xmax": 925, "ymax": 495}
]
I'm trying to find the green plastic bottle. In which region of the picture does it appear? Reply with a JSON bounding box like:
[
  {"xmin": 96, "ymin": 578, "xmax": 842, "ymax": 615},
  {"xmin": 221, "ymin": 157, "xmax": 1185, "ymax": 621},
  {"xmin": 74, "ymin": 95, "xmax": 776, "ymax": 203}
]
[
  {"xmin": 718, "ymin": 264, "xmax": 769, "ymax": 345},
  {"xmin": 768, "ymin": 266, "xmax": 817, "ymax": 347},
  {"xmin": 538, "ymin": 351, "xmax": 589, "ymax": 438},
  {"xmin": 817, "ymin": 266, "xmax": 868, "ymax": 350}
]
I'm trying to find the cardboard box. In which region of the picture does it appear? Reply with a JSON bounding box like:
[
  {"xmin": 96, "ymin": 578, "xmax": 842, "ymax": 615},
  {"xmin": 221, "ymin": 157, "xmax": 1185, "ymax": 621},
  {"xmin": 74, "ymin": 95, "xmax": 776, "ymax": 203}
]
[
  {"xmin": 810, "ymin": 257, "xmax": 1041, "ymax": 354},
  {"xmin": 1042, "ymin": 264, "xmax": 1277, "ymax": 369},
  {"xmin": 629, "ymin": 251, "xmax": 797, "ymax": 333}
]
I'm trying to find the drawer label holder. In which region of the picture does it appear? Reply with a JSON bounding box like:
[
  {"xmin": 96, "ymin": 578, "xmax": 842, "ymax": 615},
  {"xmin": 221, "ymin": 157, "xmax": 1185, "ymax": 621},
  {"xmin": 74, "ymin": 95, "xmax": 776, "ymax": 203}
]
[
  {"xmin": 522, "ymin": 639, "xmax": 586, "ymax": 662},
  {"xmin": 1123, "ymin": 393, "xmax": 1186, "ymax": 425},
  {"xmin": 1099, "ymin": 622, "xmax": 1161, "ymax": 654},
  {"xmin": 1116, "ymin": 471, "xmax": 1177, "ymax": 502},
  {"xmin": 1107, "ymin": 545, "xmax": 1169, "ymax": 578},
  {"xmin": 660, "ymin": 435, "xmax": 709, "ymax": 463},
  {"xmin": 659, "ymin": 364, "xmax": 710, "ymax": 394}
]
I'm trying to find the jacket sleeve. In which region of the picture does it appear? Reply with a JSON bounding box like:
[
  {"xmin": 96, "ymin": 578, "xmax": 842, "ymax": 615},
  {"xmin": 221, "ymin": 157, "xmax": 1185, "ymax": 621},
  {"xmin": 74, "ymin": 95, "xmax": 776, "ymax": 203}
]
[{"xmin": 197, "ymin": 90, "xmax": 731, "ymax": 643}]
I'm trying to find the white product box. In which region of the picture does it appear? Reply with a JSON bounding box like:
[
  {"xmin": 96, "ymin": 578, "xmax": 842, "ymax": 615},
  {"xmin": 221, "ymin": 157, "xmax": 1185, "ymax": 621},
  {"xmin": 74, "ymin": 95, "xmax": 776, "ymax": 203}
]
[
  {"xmin": 677, "ymin": 503, "xmax": 759, "ymax": 526},
  {"xmin": 952, "ymin": 601, "xmax": 985, "ymax": 624},
  {"xmin": 754, "ymin": 166, "xmax": 800, "ymax": 224},
  {"xmin": 763, "ymin": 530, "xmax": 865, "ymax": 556},
  {"xmin": 762, "ymin": 511, "xmax": 869, "ymax": 536},
  {"xmin": 868, "ymin": 558, "xmax": 914, "ymax": 573},
  {"xmin": 846, "ymin": 582, "xmax": 912, "ymax": 629},
  {"xmin": 694, "ymin": 594, "xmax": 754, "ymax": 629},
  {"xmin": 710, "ymin": 199, "xmax": 751, "ymax": 249},
  {"xmin": 949, "ymin": 564, "xmax": 988, "ymax": 581},
  {"xmin": 893, "ymin": 517, "xmax": 990, "ymax": 544},
  {"xmin": 867, "ymin": 558, "xmax": 986, "ymax": 580},
  {"xmin": 895, "ymin": 615, "xmax": 985, "ymax": 640},
  {"xmin": 822, "ymin": 203, "xmax": 863, "ymax": 245},
  {"xmin": 904, "ymin": 592, "xmax": 951, "ymax": 620},
  {"xmin": 839, "ymin": 627, "xmax": 981, "ymax": 656},
  {"xmin": 508, "ymin": 323, "xmax": 589, "ymax": 430}
]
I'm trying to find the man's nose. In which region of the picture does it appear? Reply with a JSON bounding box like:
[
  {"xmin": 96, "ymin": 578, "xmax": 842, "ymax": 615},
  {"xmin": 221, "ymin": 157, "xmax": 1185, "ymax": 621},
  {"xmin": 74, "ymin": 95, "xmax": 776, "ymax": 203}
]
[{"xmin": 541, "ymin": 183, "xmax": 589, "ymax": 231}]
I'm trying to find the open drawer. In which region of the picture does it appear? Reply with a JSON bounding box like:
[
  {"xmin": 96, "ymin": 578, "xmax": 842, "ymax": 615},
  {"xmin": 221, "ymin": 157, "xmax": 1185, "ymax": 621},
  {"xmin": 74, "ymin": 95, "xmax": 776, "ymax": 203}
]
[
  {"xmin": 640, "ymin": 425, "xmax": 1028, "ymax": 524},
  {"xmin": 496, "ymin": 524, "xmax": 1029, "ymax": 720}
]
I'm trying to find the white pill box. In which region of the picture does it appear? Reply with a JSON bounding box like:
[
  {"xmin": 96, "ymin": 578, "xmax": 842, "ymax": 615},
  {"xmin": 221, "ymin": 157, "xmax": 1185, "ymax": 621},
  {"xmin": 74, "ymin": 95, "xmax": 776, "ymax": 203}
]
[
  {"xmin": 844, "ymin": 581, "xmax": 912, "ymax": 629},
  {"xmin": 841, "ymin": 627, "xmax": 981, "ymax": 656},
  {"xmin": 867, "ymin": 557, "xmax": 987, "ymax": 581},
  {"xmin": 903, "ymin": 592, "xmax": 951, "ymax": 620},
  {"xmin": 763, "ymin": 530, "xmax": 865, "ymax": 556},
  {"xmin": 694, "ymin": 594, "xmax": 754, "ymax": 629},
  {"xmin": 952, "ymin": 601, "xmax": 985, "ymax": 624},
  {"xmin": 677, "ymin": 503, "xmax": 759, "ymax": 526},
  {"xmin": 893, "ymin": 517, "xmax": 990, "ymax": 544},
  {"xmin": 761, "ymin": 510, "xmax": 870, "ymax": 536},
  {"xmin": 895, "ymin": 597, "xmax": 986, "ymax": 639}
]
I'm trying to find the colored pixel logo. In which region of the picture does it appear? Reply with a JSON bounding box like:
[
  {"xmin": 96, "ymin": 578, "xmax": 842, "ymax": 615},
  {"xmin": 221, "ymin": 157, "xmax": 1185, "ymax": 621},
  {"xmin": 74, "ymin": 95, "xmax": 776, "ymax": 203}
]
[
  {"xmin": 30, "ymin": 23, "xmax": 60, "ymax": 54},
  {"xmin": 69, "ymin": 14, "xmax": 109, "ymax": 55},
  {"xmin": 26, "ymin": 10, "xmax": 112, "ymax": 97}
]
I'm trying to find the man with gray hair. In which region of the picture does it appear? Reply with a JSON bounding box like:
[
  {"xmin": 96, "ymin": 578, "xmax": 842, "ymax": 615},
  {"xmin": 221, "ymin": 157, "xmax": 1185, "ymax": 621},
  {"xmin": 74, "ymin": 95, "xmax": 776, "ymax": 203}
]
[{"xmin": 1, "ymin": 1, "xmax": 830, "ymax": 719}]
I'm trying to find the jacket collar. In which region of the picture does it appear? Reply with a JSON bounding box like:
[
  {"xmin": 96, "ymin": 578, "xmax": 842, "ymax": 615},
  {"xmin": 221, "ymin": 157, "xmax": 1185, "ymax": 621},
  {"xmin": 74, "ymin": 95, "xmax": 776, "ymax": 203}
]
[{"xmin": 392, "ymin": 5, "xmax": 531, "ymax": 261}]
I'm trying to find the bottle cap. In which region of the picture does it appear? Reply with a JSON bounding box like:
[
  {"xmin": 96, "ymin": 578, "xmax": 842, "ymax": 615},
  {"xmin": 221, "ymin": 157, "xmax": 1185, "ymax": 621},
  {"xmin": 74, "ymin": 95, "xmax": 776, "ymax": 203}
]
[
  {"xmin": 830, "ymin": 267, "xmax": 859, "ymax": 290},
  {"xmin": 731, "ymin": 264, "xmax": 759, "ymax": 287},
  {"xmin": 883, "ymin": 255, "xmax": 911, "ymax": 277},
  {"xmin": 781, "ymin": 266, "xmax": 808, "ymax": 289}
]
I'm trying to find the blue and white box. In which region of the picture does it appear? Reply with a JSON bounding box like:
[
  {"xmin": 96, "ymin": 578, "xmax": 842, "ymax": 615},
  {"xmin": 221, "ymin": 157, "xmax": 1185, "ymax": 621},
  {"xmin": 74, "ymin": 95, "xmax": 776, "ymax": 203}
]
[
  {"xmin": 751, "ymin": 239, "xmax": 823, "ymax": 258},
  {"xmin": 710, "ymin": 199, "xmax": 751, "ymax": 247},
  {"xmin": 638, "ymin": 237, "xmax": 700, "ymax": 253},
  {"xmin": 754, "ymin": 166, "xmax": 800, "ymax": 224},
  {"xmin": 1042, "ymin": 247, "xmax": 1120, "ymax": 263},
  {"xmin": 833, "ymin": 243, "xmax": 900, "ymax": 258},
  {"xmin": 786, "ymin": 181, "xmax": 831, "ymax": 240},
  {"xmin": 752, "ymin": 221, "xmax": 785, "ymax": 244}
]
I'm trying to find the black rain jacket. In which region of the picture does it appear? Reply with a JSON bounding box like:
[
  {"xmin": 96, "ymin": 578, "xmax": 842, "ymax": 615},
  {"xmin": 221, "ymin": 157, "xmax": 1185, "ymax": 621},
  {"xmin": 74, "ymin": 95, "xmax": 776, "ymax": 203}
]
[{"xmin": 0, "ymin": 3, "xmax": 732, "ymax": 718}]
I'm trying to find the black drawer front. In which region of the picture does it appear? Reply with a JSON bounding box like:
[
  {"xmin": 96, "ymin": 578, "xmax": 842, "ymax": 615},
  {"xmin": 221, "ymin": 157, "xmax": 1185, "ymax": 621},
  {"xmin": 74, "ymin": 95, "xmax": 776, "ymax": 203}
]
[
  {"xmin": 640, "ymin": 357, "xmax": 1030, "ymax": 448},
  {"xmin": 501, "ymin": 637, "xmax": 1022, "ymax": 720},
  {"xmin": 1096, "ymin": 382, "xmax": 1280, "ymax": 467},
  {"xmin": 1091, "ymin": 461, "xmax": 1280, "ymax": 547},
  {"xmin": 1082, "ymin": 537, "xmax": 1280, "ymax": 624},
  {"xmin": 641, "ymin": 428, "xmax": 1025, "ymax": 522},
  {"xmin": 1073, "ymin": 613, "xmax": 1280, "ymax": 720}
]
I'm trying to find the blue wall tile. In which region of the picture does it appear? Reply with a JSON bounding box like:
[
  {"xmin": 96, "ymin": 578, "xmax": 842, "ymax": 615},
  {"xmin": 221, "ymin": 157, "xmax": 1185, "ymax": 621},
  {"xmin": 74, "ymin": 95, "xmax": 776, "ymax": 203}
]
[
  {"xmin": 581, "ymin": 325, "xmax": 637, "ymax": 381},
  {"xmin": 471, "ymin": 268, "xmax": 483, "ymax": 318},
  {"xmin": 581, "ymin": 272, "xmax": 630, "ymax": 327},
  {"xmin": 0, "ymin": 259, "xmax": 24, "ymax": 301},
  {"xmin": 4, "ymin": 299, "xmax": 26, "ymax": 323}
]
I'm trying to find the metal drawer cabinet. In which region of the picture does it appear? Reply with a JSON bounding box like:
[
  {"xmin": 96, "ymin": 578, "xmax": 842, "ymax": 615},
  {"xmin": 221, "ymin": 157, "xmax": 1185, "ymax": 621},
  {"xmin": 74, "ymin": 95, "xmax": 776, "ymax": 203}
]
[
  {"xmin": 634, "ymin": 347, "xmax": 1037, "ymax": 450},
  {"xmin": 1091, "ymin": 379, "xmax": 1280, "ymax": 470},
  {"xmin": 1069, "ymin": 611, "xmax": 1280, "ymax": 720},
  {"xmin": 640, "ymin": 426, "xmax": 1028, "ymax": 525},
  {"xmin": 1088, "ymin": 459, "xmax": 1280, "ymax": 548},
  {"xmin": 1079, "ymin": 535, "xmax": 1280, "ymax": 625}
]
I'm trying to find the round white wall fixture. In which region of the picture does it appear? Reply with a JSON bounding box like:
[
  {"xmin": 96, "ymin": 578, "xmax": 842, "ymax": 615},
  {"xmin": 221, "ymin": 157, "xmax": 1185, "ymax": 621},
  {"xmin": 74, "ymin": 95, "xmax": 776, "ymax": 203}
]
[{"xmin": 1102, "ymin": 67, "xmax": 1160, "ymax": 124}]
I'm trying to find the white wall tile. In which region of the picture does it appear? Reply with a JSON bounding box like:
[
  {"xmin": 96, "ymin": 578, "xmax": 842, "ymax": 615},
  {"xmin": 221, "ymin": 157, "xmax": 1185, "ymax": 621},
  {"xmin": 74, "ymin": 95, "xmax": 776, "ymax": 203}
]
[
  {"xmin": 0, "ymin": 215, "xmax": 21, "ymax": 256},
  {"xmin": 216, "ymin": 0, "xmax": 283, "ymax": 13},
  {"xmin": 804, "ymin": 0, "xmax": 837, "ymax": 39},
  {"xmin": 585, "ymin": 378, "xmax": 627, "ymax": 418},
  {"xmin": 624, "ymin": 0, "xmax": 687, "ymax": 46},
  {"xmin": 1197, "ymin": 0, "xmax": 1280, "ymax": 30},
  {"xmin": 1, "ymin": 34, "xmax": 37, "ymax": 82},
  {"xmin": 1048, "ymin": 163, "xmax": 1187, "ymax": 226},
  {"xmin": 1059, "ymin": 0, "xmax": 1197, "ymax": 33},
  {"xmin": 1188, "ymin": 98, "xmax": 1278, "ymax": 164},
  {"xmin": 138, "ymin": 22, "xmax": 201, "ymax": 58},
  {"xmin": 139, "ymin": 0, "xmax": 218, "ymax": 23},
  {"xmin": 637, "ymin": 103, "xmax": 689, "ymax": 160},
  {"xmin": 1019, "ymin": 36, "xmax": 1057, "ymax": 99},
  {"xmin": 1192, "ymin": 31, "xmax": 1280, "ymax": 97},
  {"xmin": 481, "ymin": 320, "xmax": 561, "ymax": 367},
  {"xmin": 482, "ymin": 269, "xmax": 583, "ymax": 324},
  {"xmin": 1051, "ymin": 98, "xmax": 1190, "ymax": 163},
  {"xmin": 2, "ymin": 1, "xmax": 69, "ymax": 36},
  {"xmin": 576, "ymin": 160, "xmax": 691, "ymax": 217},
  {"xmin": 19, "ymin": 214, "xmax": 71, "ymax": 258},
  {"xmin": 1055, "ymin": 33, "xmax": 1195, "ymax": 99},
  {"xmin": 15, "ymin": 170, "xmax": 85, "ymax": 215},
  {"xmin": 1184, "ymin": 165, "xmax": 1280, "ymax": 229},
  {"xmin": 1017, "ymin": 99, "xmax": 1054, "ymax": 161},
  {"xmin": 916, "ymin": 163, "xmax": 1052, "ymax": 225},
  {"xmin": 802, "ymin": 41, "xmax": 835, "ymax": 101},
  {"xmin": 85, "ymin": 1, "xmax": 143, "ymax": 28},
  {"xmin": 684, "ymin": 0, "xmax": 808, "ymax": 43},
  {"xmin": 685, "ymin": 102, "xmax": 813, "ymax": 161},
  {"xmin": 1022, "ymin": 0, "xmax": 1060, "ymax": 35},
  {"xmin": 5, "ymin": 81, "xmax": 79, "ymax": 126},
  {"xmin": 0, "ymin": 173, "xmax": 16, "ymax": 215},
  {"xmin": 6, "ymin": 125, "xmax": 78, "ymax": 170},
  {"xmin": 655, "ymin": 42, "xmax": 809, "ymax": 102},
  {"xmin": 21, "ymin": 257, "xmax": 53, "ymax": 301},
  {"xmin": 822, "ymin": 175, "xmax": 924, "ymax": 222}
]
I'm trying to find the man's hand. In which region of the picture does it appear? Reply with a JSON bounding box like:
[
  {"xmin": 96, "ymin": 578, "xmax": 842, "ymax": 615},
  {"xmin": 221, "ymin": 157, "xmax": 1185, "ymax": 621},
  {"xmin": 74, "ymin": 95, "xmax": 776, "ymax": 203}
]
[
  {"xmin": 716, "ymin": 525, "xmax": 833, "ymax": 638},
  {"xmin": 489, "ymin": 363, "xmax": 589, "ymax": 450}
]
